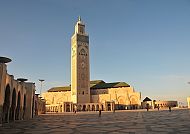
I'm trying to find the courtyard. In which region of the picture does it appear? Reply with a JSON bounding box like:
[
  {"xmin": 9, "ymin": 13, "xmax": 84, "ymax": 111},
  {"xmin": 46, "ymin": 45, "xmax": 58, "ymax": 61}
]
[{"xmin": 0, "ymin": 109, "xmax": 190, "ymax": 134}]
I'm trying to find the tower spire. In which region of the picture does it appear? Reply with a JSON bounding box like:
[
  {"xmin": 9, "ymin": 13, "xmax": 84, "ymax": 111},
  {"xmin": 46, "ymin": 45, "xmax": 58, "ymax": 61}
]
[
  {"xmin": 75, "ymin": 16, "xmax": 85, "ymax": 34},
  {"xmin": 78, "ymin": 16, "xmax": 81, "ymax": 21}
]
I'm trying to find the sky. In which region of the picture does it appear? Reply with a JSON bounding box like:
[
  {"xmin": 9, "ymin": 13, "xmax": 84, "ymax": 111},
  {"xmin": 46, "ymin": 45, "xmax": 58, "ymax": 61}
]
[{"xmin": 0, "ymin": 0, "xmax": 190, "ymax": 105}]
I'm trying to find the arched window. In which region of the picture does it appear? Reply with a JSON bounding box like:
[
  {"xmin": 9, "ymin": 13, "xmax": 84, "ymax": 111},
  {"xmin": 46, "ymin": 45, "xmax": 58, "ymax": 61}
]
[{"xmin": 80, "ymin": 49, "xmax": 86, "ymax": 56}]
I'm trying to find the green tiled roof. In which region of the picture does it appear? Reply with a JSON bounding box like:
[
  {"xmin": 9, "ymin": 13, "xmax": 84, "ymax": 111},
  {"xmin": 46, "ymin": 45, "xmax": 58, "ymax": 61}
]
[
  {"xmin": 48, "ymin": 80, "xmax": 130, "ymax": 92},
  {"xmin": 90, "ymin": 80, "xmax": 105, "ymax": 85},
  {"xmin": 90, "ymin": 82, "xmax": 130, "ymax": 89},
  {"xmin": 48, "ymin": 86, "xmax": 71, "ymax": 92}
]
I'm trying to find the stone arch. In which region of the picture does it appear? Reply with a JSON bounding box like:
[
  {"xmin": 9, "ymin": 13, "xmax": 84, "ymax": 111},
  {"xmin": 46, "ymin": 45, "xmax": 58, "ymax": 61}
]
[
  {"xmin": 117, "ymin": 96, "xmax": 126, "ymax": 110},
  {"xmin": 87, "ymin": 105, "xmax": 90, "ymax": 111},
  {"xmin": 15, "ymin": 91, "xmax": 21, "ymax": 120},
  {"xmin": 101, "ymin": 105, "xmax": 104, "ymax": 111},
  {"xmin": 9, "ymin": 88, "xmax": 16, "ymax": 121},
  {"xmin": 117, "ymin": 96, "xmax": 125, "ymax": 104},
  {"xmin": 107, "ymin": 103, "xmax": 111, "ymax": 111},
  {"xmin": 66, "ymin": 104, "xmax": 70, "ymax": 112},
  {"xmin": 23, "ymin": 94, "xmax": 26, "ymax": 119},
  {"xmin": 79, "ymin": 48, "xmax": 86, "ymax": 55},
  {"xmin": 92, "ymin": 105, "xmax": 95, "ymax": 111},
  {"xmin": 78, "ymin": 105, "xmax": 82, "ymax": 111},
  {"xmin": 82, "ymin": 105, "xmax": 86, "ymax": 111},
  {"xmin": 3, "ymin": 84, "xmax": 11, "ymax": 123},
  {"xmin": 130, "ymin": 95, "xmax": 138, "ymax": 105},
  {"xmin": 130, "ymin": 95, "xmax": 138, "ymax": 109},
  {"xmin": 96, "ymin": 105, "xmax": 99, "ymax": 111}
]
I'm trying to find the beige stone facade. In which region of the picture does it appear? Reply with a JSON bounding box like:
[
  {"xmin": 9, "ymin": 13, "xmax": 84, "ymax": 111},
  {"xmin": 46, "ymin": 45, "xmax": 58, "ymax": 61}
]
[
  {"xmin": 42, "ymin": 18, "xmax": 141, "ymax": 112},
  {"xmin": 0, "ymin": 57, "xmax": 36, "ymax": 125},
  {"xmin": 71, "ymin": 17, "xmax": 90, "ymax": 104},
  {"xmin": 43, "ymin": 80, "xmax": 141, "ymax": 112}
]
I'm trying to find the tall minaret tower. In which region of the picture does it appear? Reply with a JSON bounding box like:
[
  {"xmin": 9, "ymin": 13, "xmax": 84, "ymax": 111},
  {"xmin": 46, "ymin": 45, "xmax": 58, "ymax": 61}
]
[{"xmin": 71, "ymin": 17, "xmax": 90, "ymax": 103}]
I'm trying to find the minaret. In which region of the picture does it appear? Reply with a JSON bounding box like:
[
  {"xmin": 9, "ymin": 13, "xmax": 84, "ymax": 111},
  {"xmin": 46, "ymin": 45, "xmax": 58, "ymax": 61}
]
[{"xmin": 71, "ymin": 17, "xmax": 90, "ymax": 103}]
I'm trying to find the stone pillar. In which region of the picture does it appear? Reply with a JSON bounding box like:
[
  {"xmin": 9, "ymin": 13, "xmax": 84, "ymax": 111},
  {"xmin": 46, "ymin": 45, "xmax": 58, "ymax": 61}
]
[
  {"xmin": 62, "ymin": 103, "xmax": 64, "ymax": 113},
  {"xmin": 0, "ymin": 63, "xmax": 7, "ymax": 125},
  {"xmin": 25, "ymin": 83, "xmax": 35, "ymax": 119},
  {"xmin": 70, "ymin": 103, "xmax": 72, "ymax": 112}
]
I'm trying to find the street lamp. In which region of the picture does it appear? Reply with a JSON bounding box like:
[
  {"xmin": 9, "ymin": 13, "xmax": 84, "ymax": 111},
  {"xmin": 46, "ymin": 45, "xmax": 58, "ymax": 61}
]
[{"xmin": 39, "ymin": 79, "xmax": 45, "ymax": 97}]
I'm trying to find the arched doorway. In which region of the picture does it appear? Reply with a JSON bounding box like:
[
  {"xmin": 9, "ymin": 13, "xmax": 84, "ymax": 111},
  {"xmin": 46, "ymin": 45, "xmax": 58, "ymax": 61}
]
[
  {"xmin": 107, "ymin": 103, "xmax": 111, "ymax": 111},
  {"xmin": 23, "ymin": 95, "xmax": 26, "ymax": 119},
  {"xmin": 118, "ymin": 96, "xmax": 125, "ymax": 110},
  {"xmin": 96, "ymin": 105, "xmax": 99, "ymax": 111},
  {"xmin": 82, "ymin": 105, "xmax": 86, "ymax": 111},
  {"xmin": 130, "ymin": 96, "xmax": 138, "ymax": 109},
  {"xmin": 78, "ymin": 105, "xmax": 82, "ymax": 111},
  {"xmin": 101, "ymin": 105, "xmax": 104, "ymax": 111},
  {"xmin": 66, "ymin": 104, "xmax": 70, "ymax": 112},
  {"xmin": 3, "ymin": 85, "xmax": 11, "ymax": 123},
  {"xmin": 9, "ymin": 88, "xmax": 16, "ymax": 121},
  {"xmin": 87, "ymin": 105, "xmax": 90, "ymax": 111},
  {"xmin": 92, "ymin": 105, "xmax": 95, "ymax": 111},
  {"xmin": 15, "ymin": 91, "xmax": 21, "ymax": 120}
]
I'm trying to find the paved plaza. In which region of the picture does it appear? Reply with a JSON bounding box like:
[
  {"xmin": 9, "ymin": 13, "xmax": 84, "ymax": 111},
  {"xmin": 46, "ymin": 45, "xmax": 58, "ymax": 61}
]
[{"xmin": 1, "ymin": 109, "xmax": 190, "ymax": 134}]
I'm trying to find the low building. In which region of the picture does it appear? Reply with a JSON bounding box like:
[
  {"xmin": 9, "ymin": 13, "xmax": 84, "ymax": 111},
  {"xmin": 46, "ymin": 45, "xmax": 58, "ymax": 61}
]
[
  {"xmin": 141, "ymin": 97, "xmax": 154, "ymax": 109},
  {"xmin": 141, "ymin": 97, "xmax": 178, "ymax": 109},
  {"xmin": 154, "ymin": 101, "xmax": 178, "ymax": 108}
]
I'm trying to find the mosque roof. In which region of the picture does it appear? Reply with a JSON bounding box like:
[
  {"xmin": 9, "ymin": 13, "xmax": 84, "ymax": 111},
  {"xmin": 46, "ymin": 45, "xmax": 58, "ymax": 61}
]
[
  {"xmin": 143, "ymin": 97, "xmax": 152, "ymax": 102},
  {"xmin": 48, "ymin": 86, "xmax": 71, "ymax": 92},
  {"xmin": 47, "ymin": 80, "xmax": 130, "ymax": 92},
  {"xmin": 90, "ymin": 82, "xmax": 130, "ymax": 89}
]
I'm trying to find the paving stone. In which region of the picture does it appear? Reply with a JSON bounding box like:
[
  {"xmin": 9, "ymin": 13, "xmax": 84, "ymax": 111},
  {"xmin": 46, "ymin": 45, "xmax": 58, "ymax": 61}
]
[{"xmin": 0, "ymin": 109, "xmax": 190, "ymax": 133}]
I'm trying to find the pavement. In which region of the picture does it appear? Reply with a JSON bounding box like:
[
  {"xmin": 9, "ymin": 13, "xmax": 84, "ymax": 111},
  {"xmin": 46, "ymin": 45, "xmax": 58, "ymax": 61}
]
[{"xmin": 1, "ymin": 108, "xmax": 190, "ymax": 134}]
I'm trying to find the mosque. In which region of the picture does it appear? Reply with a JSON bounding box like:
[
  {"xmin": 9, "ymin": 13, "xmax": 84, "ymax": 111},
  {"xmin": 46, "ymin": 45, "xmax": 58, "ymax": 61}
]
[{"xmin": 42, "ymin": 17, "xmax": 141, "ymax": 112}]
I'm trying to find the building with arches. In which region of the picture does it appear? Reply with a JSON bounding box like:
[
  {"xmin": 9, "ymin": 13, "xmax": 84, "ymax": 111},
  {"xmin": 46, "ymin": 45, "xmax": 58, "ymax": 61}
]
[
  {"xmin": 43, "ymin": 80, "xmax": 141, "ymax": 112},
  {"xmin": 0, "ymin": 57, "xmax": 36, "ymax": 125},
  {"xmin": 42, "ymin": 17, "xmax": 141, "ymax": 112}
]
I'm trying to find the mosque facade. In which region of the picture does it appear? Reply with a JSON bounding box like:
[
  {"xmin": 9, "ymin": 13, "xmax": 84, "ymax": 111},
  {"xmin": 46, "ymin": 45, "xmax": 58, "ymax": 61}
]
[{"xmin": 42, "ymin": 18, "xmax": 141, "ymax": 112}]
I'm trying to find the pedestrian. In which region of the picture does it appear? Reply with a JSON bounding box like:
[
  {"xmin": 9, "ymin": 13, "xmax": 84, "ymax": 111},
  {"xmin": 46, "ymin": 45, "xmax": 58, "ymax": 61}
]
[
  {"xmin": 146, "ymin": 103, "xmax": 149, "ymax": 111},
  {"xmin": 169, "ymin": 106, "xmax": 171, "ymax": 112},
  {"xmin": 99, "ymin": 109, "xmax": 101, "ymax": 117},
  {"xmin": 157, "ymin": 105, "xmax": 160, "ymax": 111}
]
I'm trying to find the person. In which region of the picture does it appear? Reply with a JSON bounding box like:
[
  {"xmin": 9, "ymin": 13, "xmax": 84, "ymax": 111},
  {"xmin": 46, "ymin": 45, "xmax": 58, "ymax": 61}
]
[
  {"xmin": 169, "ymin": 106, "xmax": 171, "ymax": 112},
  {"xmin": 146, "ymin": 103, "xmax": 149, "ymax": 111},
  {"xmin": 157, "ymin": 105, "xmax": 160, "ymax": 111},
  {"xmin": 74, "ymin": 105, "xmax": 77, "ymax": 114},
  {"xmin": 99, "ymin": 109, "xmax": 101, "ymax": 117}
]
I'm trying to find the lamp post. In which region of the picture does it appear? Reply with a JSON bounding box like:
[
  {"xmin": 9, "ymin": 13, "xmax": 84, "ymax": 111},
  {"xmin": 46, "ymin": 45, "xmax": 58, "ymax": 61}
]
[{"xmin": 39, "ymin": 79, "xmax": 45, "ymax": 97}]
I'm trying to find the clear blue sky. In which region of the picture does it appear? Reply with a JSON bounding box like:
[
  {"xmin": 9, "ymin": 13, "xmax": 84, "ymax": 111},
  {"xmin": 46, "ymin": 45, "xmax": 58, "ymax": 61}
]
[{"xmin": 0, "ymin": 0, "xmax": 190, "ymax": 105}]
